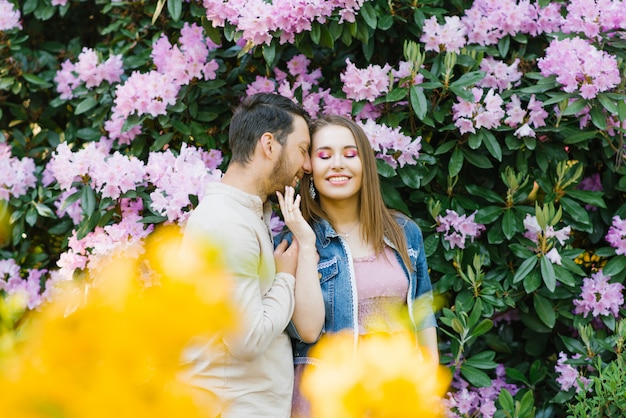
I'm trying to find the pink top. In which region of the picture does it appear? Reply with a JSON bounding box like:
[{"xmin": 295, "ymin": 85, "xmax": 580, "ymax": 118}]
[{"xmin": 354, "ymin": 246, "xmax": 408, "ymax": 334}]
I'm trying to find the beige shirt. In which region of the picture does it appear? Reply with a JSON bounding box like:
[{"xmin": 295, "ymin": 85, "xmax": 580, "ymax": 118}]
[{"xmin": 180, "ymin": 182, "xmax": 295, "ymax": 418}]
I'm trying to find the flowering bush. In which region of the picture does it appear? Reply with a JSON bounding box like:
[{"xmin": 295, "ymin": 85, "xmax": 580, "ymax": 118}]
[{"xmin": 1, "ymin": 0, "xmax": 626, "ymax": 416}]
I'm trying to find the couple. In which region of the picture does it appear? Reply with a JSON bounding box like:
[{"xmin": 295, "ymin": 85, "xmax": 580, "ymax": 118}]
[{"xmin": 180, "ymin": 93, "xmax": 438, "ymax": 417}]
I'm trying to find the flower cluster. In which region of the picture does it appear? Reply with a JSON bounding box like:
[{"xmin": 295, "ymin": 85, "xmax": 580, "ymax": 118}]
[
  {"xmin": 523, "ymin": 214, "xmax": 571, "ymax": 265},
  {"xmin": 54, "ymin": 48, "xmax": 124, "ymax": 100},
  {"xmin": 55, "ymin": 199, "xmax": 153, "ymax": 283},
  {"xmin": 452, "ymin": 88, "xmax": 505, "ymax": 135},
  {"xmin": 420, "ymin": 15, "xmax": 467, "ymax": 53},
  {"xmin": 537, "ymin": 36, "xmax": 620, "ymax": 99},
  {"xmin": 477, "ymin": 58, "xmax": 522, "ymax": 92},
  {"xmin": 0, "ymin": 0, "xmax": 21, "ymax": 31},
  {"xmin": 146, "ymin": 144, "xmax": 223, "ymax": 224},
  {"xmin": 606, "ymin": 215, "xmax": 626, "ymax": 255},
  {"xmin": 359, "ymin": 119, "xmax": 421, "ymax": 168},
  {"xmin": 104, "ymin": 23, "xmax": 219, "ymax": 143},
  {"xmin": 46, "ymin": 142, "xmax": 146, "ymax": 200},
  {"xmin": 573, "ymin": 270, "xmax": 624, "ymax": 318},
  {"xmin": 554, "ymin": 352, "xmax": 591, "ymax": 393},
  {"xmin": 462, "ymin": 0, "xmax": 562, "ymax": 45},
  {"xmin": 0, "ymin": 259, "xmax": 48, "ymax": 310},
  {"xmin": 443, "ymin": 365, "xmax": 519, "ymax": 418},
  {"xmin": 0, "ymin": 143, "xmax": 37, "ymax": 201},
  {"xmin": 341, "ymin": 58, "xmax": 392, "ymax": 103},
  {"xmin": 561, "ymin": 0, "xmax": 626, "ymax": 39},
  {"xmin": 202, "ymin": 0, "xmax": 364, "ymax": 46},
  {"xmin": 503, "ymin": 94, "xmax": 548, "ymax": 139},
  {"xmin": 436, "ymin": 209, "xmax": 485, "ymax": 250}
]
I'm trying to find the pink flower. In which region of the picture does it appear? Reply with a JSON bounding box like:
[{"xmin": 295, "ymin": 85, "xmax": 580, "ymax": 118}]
[
  {"xmin": 358, "ymin": 119, "xmax": 421, "ymax": 168},
  {"xmin": 436, "ymin": 210, "xmax": 485, "ymax": 249},
  {"xmin": 0, "ymin": 0, "xmax": 22, "ymax": 31},
  {"xmin": 341, "ymin": 58, "xmax": 392, "ymax": 102},
  {"xmin": 421, "ymin": 15, "xmax": 467, "ymax": 53},
  {"xmin": 606, "ymin": 216, "xmax": 626, "ymax": 255},
  {"xmin": 537, "ymin": 37, "xmax": 620, "ymax": 99},
  {"xmin": 573, "ymin": 270, "xmax": 624, "ymax": 318},
  {"xmin": 0, "ymin": 143, "xmax": 37, "ymax": 200},
  {"xmin": 477, "ymin": 58, "xmax": 522, "ymax": 92},
  {"xmin": 555, "ymin": 352, "xmax": 591, "ymax": 393}
]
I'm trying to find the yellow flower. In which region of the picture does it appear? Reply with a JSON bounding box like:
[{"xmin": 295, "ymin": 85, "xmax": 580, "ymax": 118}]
[
  {"xmin": 302, "ymin": 331, "xmax": 451, "ymax": 418},
  {"xmin": 0, "ymin": 225, "xmax": 238, "ymax": 418}
]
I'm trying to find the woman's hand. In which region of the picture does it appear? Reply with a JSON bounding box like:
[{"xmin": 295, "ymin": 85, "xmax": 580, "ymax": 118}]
[{"xmin": 276, "ymin": 186, "xmax": 316, "ymax": 248}]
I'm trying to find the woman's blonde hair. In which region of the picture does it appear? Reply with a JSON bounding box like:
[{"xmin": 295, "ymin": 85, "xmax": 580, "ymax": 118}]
[{"xmin": 300, "ymin": 115, "xmax": 412, "ymax": 271}]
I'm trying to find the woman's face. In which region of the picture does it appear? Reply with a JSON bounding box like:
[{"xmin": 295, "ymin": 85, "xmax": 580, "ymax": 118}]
[{"xmin": 310, "ymin": 124, "xmax": 363, "ymax": 205}]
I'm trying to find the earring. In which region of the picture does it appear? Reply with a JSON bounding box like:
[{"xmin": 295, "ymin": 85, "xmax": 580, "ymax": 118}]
[{"xmin": 309, "ymin": 180, "xmax": 316, "ymax": 199}]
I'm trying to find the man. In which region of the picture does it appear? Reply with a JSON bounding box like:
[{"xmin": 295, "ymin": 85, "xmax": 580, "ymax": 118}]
[{"xmin": 179, "ymin": 93, "xmax": 312, "ymax": 417}]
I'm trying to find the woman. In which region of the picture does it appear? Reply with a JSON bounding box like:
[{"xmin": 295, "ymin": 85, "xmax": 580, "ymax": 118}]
[{"xmin": 278, "ymin": 115, "xmax": 438, "ymax": 417}]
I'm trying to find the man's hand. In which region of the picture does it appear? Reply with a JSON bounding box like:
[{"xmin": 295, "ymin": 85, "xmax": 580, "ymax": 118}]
[{"xmin": 274, "ymin": 237, "xmax": 299, "ymax": 277}]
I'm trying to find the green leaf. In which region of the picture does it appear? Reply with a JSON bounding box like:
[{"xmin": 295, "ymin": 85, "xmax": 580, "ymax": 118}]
[
  {"xmin": 377, "ymin": 14, "xmax": 393, "ymax": 30},
  {"xmin": 540, "ymin": 255, "xmax": 556, "ymax": 292},
  {"xmin": 597, "ymin": 93, "xmax": 618, "ymax": 115},
  {"xmin": 505, "ymin": 368, "xmax": 531, "ymax": 386},
  {"xmin": 434, "ymin": 140, "xmax": 456, "ymax": 155},
  {"xmin": 502, "ymin": 208, "xmax": 517, "ymax": 240},
  {"xmin": 468, "ymin": 132, "xmax": 482, "ymax": 150},
  {"xmin": 602, "ymin": 255, "xmax": 626, "ymax": 276},
  {"xmin": 376, "ymin": 159, "xmax": 396, "ymax": 178},
  {"xmin": 450, "ymin": 71, "xmax": 486, "ymax": 89},
  {"xmin": 465, "ymin": 185, "xmax": 505, "ymax": 203},
  {"xmin": 448, "ymin": 148, "xmax": 464, "ymax": 177},
  {"xmin": 359, "ymin": 2, "xmax": 377, "ymax": 29},
  {"xmin": 23, "ymin": 73, "xmax": 52, "ymax": 87},
  {"xmin": 462, "ymin": 150, "xmax": 493, "ymax": 169},
  {"xmin": 513, "ymin": 256, "xmax": 538, "ymax": 283},
  {"xmin": 81, "ymin": 185, "xmax": 97, "ymax": 217},
  {"xmin": 33, "ymin": 202, "xmax": 55, "ymax": 218},
  {"xmin": 564, "ymin": 189, "xmax": 606, "ymax": 209},
  {"xmin": 465, "ymin": 351, "xmax": 498, "ymax": 369},
  {"xmin": 560, "ymin": 196, "xmax": 591, "ymax": 233},
  {"xmin": 498, "ymin": 388, "xmax": 515, "ymax": 411},
  {"xmin": 410, "ymin": 86, "xmax": 428, "ymax": 120},
  {"xmin": 150, "ymin": 132, "xmax": 175, "ymax": 151},
  {"xmin": 523, "ymin": 270, "xmax": 542, "ymax": 293},
  {"xmin": 498, "ymin": 36, "xmax": 510, "ymax": 57},
  {"xmin": 559, "ymin": 334, "xmax": 586, "ymax": 355},
  {"xmin": 140, "ymin": 215, "xmax": 168, "ymax": 224},
  {"xmin": 534, "ymin": 293, "xmax": 556, "ymax": 328},
  {"xmin": 481, "ymin": 129, "xmax": 502, "ymax": 161},
  {"xmin": 25, "ymin": 206, "xmax": 38, "ymax": 227},
  {"xmin": 262, "ymin": 44, "xmax": 276, "ymax": 66},
  {"xmin": 590, "ymin": 104, "xmax": 607, "ymax": 130},
  {"xmin": 475, "ymin": 206, "xmax": 503, "ymax": 223},
  {"xmin": 167, "ymin": 0, "xmax": 182, "ymax": 21},
  {"xmin": 460, "ymin": 364, "xmax": 492, "ymax": 387},
  {"xmin": 471, "ymin": 319, "xmax": 493, "ymax": 338},
  {"xmin": 386, "ymin": 87, "xmax": 407, "ymax": 102},
  {"xmin": 561, "ymin": 99, "xmax": 588, "ymax": 116},
  {"xmin": 75, "ymin": 96, "xmax": 98, "ymax": 115}
]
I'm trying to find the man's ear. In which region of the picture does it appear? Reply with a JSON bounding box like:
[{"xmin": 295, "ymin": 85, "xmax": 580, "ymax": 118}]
[{"xmin": 260, "ymin": 132, "xmax": 275, "ymax": 159}]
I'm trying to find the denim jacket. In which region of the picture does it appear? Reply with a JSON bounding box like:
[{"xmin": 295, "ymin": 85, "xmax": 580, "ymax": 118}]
[{"xmin": 277, "ymin": 214, "xmax": 437, "ymax": 366}]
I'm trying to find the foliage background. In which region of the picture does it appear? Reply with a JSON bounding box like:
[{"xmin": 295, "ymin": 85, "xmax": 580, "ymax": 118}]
[{"xmin": 2, "ymin": 0, "xmax": 626, "ymax": 416}]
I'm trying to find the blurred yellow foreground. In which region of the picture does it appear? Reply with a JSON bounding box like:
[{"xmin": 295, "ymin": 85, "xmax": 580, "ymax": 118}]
[{"xmin": 0, "ymin": 225, "xmax": 450, "ymax": 418}]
